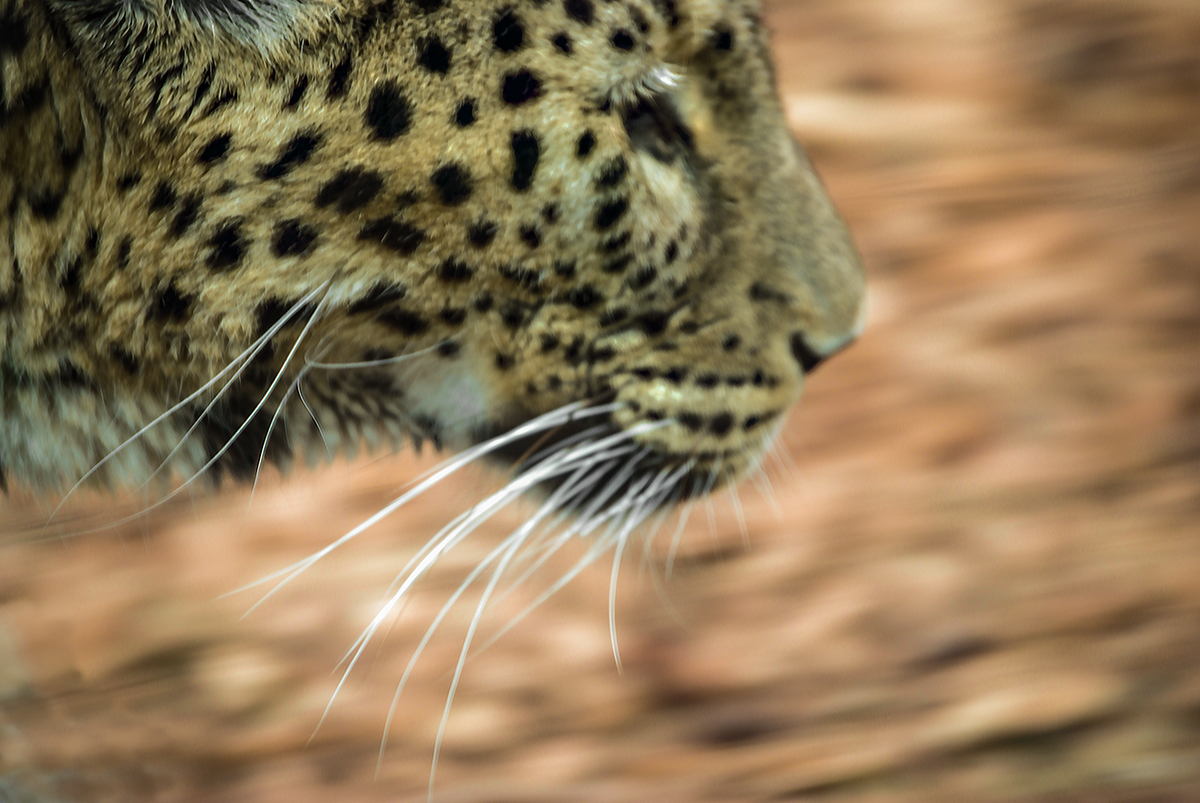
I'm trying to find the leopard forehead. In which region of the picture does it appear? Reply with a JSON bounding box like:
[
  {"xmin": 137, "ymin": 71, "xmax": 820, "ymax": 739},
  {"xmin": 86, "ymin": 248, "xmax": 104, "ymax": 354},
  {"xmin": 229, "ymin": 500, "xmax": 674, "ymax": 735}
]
[{"xmin": 0, "ymin": 0, "xmax": 866, "ymax": 492}]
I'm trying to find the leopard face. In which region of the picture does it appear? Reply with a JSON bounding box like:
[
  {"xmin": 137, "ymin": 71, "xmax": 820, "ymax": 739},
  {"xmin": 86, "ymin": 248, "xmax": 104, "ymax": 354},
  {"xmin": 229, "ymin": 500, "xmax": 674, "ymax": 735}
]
[{"xmin": 0, "ymin": 0, "xmax": 865, "ymax": 498}]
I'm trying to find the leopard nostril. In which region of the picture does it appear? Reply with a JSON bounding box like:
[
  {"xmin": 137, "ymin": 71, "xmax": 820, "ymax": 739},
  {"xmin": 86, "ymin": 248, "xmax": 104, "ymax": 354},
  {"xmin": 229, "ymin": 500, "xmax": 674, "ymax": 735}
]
[{"xmin": 789, "ymin": 332, "xmax": 825, "ymax": 373}]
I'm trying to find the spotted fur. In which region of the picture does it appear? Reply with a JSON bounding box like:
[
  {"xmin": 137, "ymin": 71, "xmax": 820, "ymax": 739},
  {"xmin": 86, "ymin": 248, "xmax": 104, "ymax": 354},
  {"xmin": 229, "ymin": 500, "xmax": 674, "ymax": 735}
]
[{"xmin": 0, "ymin": 0, "xmax": 865, "ymax": 498}]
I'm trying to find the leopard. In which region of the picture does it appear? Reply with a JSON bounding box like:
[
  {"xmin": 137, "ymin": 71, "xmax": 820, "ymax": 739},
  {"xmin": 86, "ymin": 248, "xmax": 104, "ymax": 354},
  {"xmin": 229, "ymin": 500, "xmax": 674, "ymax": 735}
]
[{"xmin": 0, "ymin": 0, "xmax": 865, "ymax": 516}]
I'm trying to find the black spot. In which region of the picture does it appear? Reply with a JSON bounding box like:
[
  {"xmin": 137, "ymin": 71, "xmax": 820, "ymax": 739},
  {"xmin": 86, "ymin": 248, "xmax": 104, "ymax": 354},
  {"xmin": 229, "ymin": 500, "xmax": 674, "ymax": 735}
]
[
  {"xmin": 198, "ymin": 133, "xmax": 232, "ymax": 163},
  {"xmin": 540, "ymin": 333, "xmax": 559, "ymax": 352},
  {"xmin": 60, "ymin": 256, "xmax": 82, "ymax": 294},
  {"xmin": 552, "ymin": 33, "xmax": 572, "ymax": 54},
  {"xmin": 468, "ymin": 220, "xmax": 499, "ymax": 247},
  {"xmin": 599, "ymin": 307, "xmax": 629, "ymax": 326},
  {"xmin": 349, "ymin": 282, "xmax": 406, "ymax": 314},
  {"xmin": 511, "ymin": 131, "xmax": 540, "ymax": 191},
  {"xmin": 366, "ymin": 81, "xmax": 412, "ymax": 140},
  {"xmin": 7, "ymin": 76, "xmax": 47, "ymax": 118},
  {"xmin": 431, "ymin": 163, "xmax": 473, "ymax": 205},
  {"xmin": 697, "ymin": 374, "xmax": 719, "ymax": 388},
  {"xmin": 789, "ymin": 332, "xmax": 825, "ymax": 373},
  {"xmin": 713, "ymin": 27, "xmax": 734, "ymax": 51},
  {"xmin": 418, "ymin": 36, "xmax": 452, "ymax": 73},
  {"xmin": 116, "ymin": 236, "xmax": 133, "ymax": 269},
  {"xmin": 410, "ymin": 0, "xmax": 444, "ymax": 10},
  {"xmin": 255, "ymin": 297, "xmax": 317, "ymax": 337},
  {"xmin": 110, "ymin": 346, "xmax": 140, "ymax": 374},
  {"xmin": 577, "ymin": 131, "xmax": 596, "ymax": 158},
  {"xmin": 315, "ymin": 167, "xmax": 385, "ymax": 212},
  {"xmin": 710, "ymin": 413, "xmax": 734, "ymax": 436},
  {"xmin": 116, "ymin": 172, "xmax": 142, "ymax": 194},
  {"xmin": 726, "ymin": 376, "xmax": 746, "ymax": 388},
  {"xmin": 520, "ymin": 225, "xmax": 541, "ymax": 248},
  {"xmin": 284, "ymin": 75, "xmax": 310, "ymax": 108},
  {"xmin": 474, "ymin": 294, "xmax": 494, "ymax": 312},
  {"xmin": 542, "ymin": 203, "xmax": 560, "ymax": 223},
  {"xmin": 54, "ymin": 361, "xmax": 94, "ymax": 390},
  {"xmin": 664, "ymin": 367, "xmax": 687, "ymax": 383},
  {"xmin": 169, "ymin": 194, "xmax": 203, "ymax": 238},
  {"xmin": 595, "ymin": 197, "xmax": 628, "ymax": 229},
  {"xmin": 493, "ymin": 9, "xmax": 525, "ymax": 52},
  {"xmin": 597, "ymin": 156, "xmax": 628, "ymax": 187},
  {"xmin": 200, "ymin": 88, "xmax": 238, "ymax": 118},
  {"xmin": 502, "ymin": 71, "xmax": 542, "ymax": 106},
  {"xmin": 184, "ymin": 63, "xmax": 216, "ymax": 119},
  {"xmin": 0, "ymin": 8, "xmax": 30, "ymax": 56},
  {"xmin": 664, "ymin": 240, "xmax": 678, "ymax": 264},
  {"xmin": 749, "ymin": 282, "xmax": 789, "ymax": 303},
  {"xmin": 722, "ymin": 334, "xmax": 741, "ymax": 351},
  {"xmin": 439, "ymin": 258, "xmax": 475, "ymax": 282},
  {"xmin": 85, "ymin": 227, "xmax": 101, "ymax": 259},
  {"xmin": 146, "ymin": 62, "xmax": 185, "ymax": 121},
  {"xmin": 151, "ymin": 282, "xmax": 194, "ymax": 322},
  {"xmin": 631, "ymin": 6, "xmax": 651, "ymax": 33},
  {"xmin": 588, "ymin": 345, "xmax": 616, "ymax": 363},
  {"xmin": 59, "ymin": 140, "xmax": 82, "ymax": 173},
  {"xmin": 207, "ymin": 219, "xmax": 247, "ymax": 271},
  {"xmin": 271, "ymin": 219, "xmax": 319, "ymax": 257},
  {"xmin": 439, "ymin": 307, "xmax": 467, "ymax": 325},
  {"xmin": 743, "ymin": 415, "xmax": 763, "ymax": 431},
  {"xmin": 437, "ymin": 340, "xmax": 461, "ymax": 357},
  {"xmin": 495, "ymin": 352, "xmax": 515, "ymax": 370},
  {"xmin": 651, "ymin": 0, "xmax": 681, "ymax": 29},
  {"xmin": 629, "ymin": 265, "xmax": 657, "ymax": 290},
  {"xmin": 148, "ymin": 181, "xmax": 176, "ymax": 211},
  {"xmin": 358, "ymin": 217, "xmax": 425, "ymax": 254},
  {"xmin": 603, "ymin": 254, "xmax": 632, "ymax": 274},
  {"xmin": 637, "ymin": 310, "xmax": 670, "ymax": 336},
  {"xmin": 28, "ymin": 188, "xmax": 64, "ymax": 220},
  {"xmin": 455, "ymin": 98, "xmax": 476, "ymax": 127},
  {"xmin": 499, "ymin": 264, "xmax": 541, "ymax": 289},
  {"xmin": 328, "ymin": 52, "xmax": 354, "ymax": 99},
  {"xmin": 568, "ymin": 285, "xmax": 602, "ymax": 308},
  {"xmin": 602, "ymin": 232, "xmax": 631, "ymax": 253},
  {"xmin": 564, "ymin": 336, "xmax": 584, "ymax": 361},
  {"xmin": 563, "ymin": 0, "xmax": 594, "ymax": 25},
  {"xmin": 499, "ymin": 301, "xmax": 526, "ymax": 328},
  {"xmin": 378, "ymin": 308, "xmax": 430, "ymax": 336},
  {"xmin": 553, "ymin": 259, "xmax": 576, "ymax": 278},
  {"xmin": 611, "ymin": 29, "xmax": 635, "ymax": 50},
  {"xmin": 260, "ymin": 132, "xmax": 322, "ymax": 179},
  {"xmin": 678, "ymin": 413, "xmax": 702, "ymax": 432}
]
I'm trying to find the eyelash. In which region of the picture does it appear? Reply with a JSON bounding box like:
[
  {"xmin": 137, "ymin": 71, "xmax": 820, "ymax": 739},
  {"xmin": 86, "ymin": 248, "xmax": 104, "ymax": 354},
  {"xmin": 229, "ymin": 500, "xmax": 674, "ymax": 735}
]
[{"xmin": 604, "ymin": 65, "xmax": 683, "ymax": 114}]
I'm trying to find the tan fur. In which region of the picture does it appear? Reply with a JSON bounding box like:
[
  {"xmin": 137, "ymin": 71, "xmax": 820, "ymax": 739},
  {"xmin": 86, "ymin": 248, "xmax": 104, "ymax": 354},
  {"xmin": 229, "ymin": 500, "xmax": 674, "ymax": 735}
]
[{"xmin": 0, "ymin": 0, "xmax": 865, "ymax": 493}]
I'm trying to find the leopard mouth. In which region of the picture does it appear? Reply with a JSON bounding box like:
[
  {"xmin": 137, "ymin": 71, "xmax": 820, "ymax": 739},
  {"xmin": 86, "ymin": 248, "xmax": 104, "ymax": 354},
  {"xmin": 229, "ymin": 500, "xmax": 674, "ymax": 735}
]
[{"xmin": 474, "ymin": 396, "xmax": 749, "ymax": 513}]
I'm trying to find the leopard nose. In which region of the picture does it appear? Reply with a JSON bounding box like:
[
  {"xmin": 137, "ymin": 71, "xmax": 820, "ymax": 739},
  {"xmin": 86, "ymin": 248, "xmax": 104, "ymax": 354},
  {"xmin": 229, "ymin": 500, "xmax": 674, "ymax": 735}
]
[{"xmin": 789, "ymin": 294, "xmax": 869, "ymax": 373}]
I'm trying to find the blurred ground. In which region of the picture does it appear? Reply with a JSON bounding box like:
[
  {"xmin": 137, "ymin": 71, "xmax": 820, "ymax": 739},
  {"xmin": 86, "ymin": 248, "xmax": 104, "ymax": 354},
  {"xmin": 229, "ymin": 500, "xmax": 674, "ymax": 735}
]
[{"xmin": 3, "ymin": 0, "xmax": 1200, "ymax": 800}]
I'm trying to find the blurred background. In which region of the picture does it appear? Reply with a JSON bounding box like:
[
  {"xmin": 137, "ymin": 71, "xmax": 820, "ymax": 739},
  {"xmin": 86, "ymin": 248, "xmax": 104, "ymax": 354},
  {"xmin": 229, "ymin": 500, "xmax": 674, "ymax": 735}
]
[{"xmin": 2, "ymin": 0, "xmax": 1199, "ymax": 800}]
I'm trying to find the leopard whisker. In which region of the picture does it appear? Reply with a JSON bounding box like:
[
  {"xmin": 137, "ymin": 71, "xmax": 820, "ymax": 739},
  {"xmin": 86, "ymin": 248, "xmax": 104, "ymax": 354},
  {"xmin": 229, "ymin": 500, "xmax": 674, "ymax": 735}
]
[
  {"xmin": 46, "ymin": 283, "xmax": 330, "ymax": 526},
  {"xmin": 471, "ymin": 460, "xmax": 689, "ymax": 663},
  {"xmin": 120, "ymin": 287, "xmax": 331, "ymax": 520},
  {"xmin": 228, "ymin": 402, "xmax": 622, "ymax": 610}
]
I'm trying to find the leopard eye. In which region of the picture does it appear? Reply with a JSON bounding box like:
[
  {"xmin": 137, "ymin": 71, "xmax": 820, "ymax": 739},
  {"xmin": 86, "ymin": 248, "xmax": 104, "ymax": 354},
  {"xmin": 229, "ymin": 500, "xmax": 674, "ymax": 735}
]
[{"xmin": 621, "ymin": 90, "xmax": 694, "ymax": 164}]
